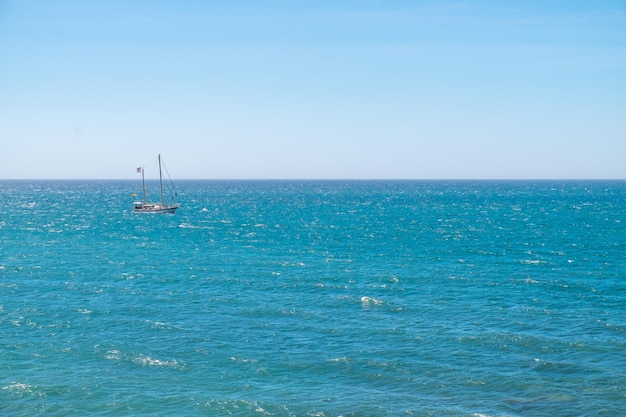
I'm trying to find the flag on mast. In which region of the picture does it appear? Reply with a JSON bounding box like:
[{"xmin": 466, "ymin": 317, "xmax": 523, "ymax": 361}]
[{"xmin": 136, "ymin": 167, "xmax": 142, "ymax": 173}]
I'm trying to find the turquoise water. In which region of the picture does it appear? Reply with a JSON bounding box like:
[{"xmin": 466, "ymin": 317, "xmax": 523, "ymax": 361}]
[{"xmin": 1, "ymin": 180, "xmax": 625, "ymax": 416}]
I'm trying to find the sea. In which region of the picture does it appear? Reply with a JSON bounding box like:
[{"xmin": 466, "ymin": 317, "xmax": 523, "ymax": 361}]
[{"xmin": 1, "ymin": 180, "xmax": 625, "ymax": 417}]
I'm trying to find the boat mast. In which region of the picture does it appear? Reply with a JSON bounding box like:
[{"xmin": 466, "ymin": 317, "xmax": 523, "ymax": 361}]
[
  {"xmin": 158, "ymin": 154, "xmax": 164, "ymax": 206},
  {"xmin": 141, "ymin": 167, "xmax": 146, "ymax": 204}
]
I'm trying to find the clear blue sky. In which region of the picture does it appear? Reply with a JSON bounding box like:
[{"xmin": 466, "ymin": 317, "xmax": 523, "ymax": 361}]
[{"xmin": 1, "ymin": 0, "xmax": 625, "ymax": 179}]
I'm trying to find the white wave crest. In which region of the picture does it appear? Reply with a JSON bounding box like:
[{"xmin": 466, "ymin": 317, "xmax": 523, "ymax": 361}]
[
  {"xmin": 134, "ymin": 355, "xmax": 180, "ymax": 368},
  {"xmin": 2, "ymin": 382, "xmax": 39, "ymax": 396},
  {"xmin": 361, "ymin": 296, "xmax": 383, "ymax": 306}
]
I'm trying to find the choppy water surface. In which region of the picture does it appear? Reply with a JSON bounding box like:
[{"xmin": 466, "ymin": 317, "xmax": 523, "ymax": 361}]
[{"xmin": 1, "ymin": 180, "xmax": 625, "ymax": 416}]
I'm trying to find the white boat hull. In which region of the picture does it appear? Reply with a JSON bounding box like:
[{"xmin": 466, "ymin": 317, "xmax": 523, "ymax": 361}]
[{"xmin": 133, "ymin": 204, "xmax": 179, "ymax": 214}]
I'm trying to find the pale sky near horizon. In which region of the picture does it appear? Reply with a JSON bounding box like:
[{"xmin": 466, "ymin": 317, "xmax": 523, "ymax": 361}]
[{"xmin": 1, "ymin": 0, "xmax": 625, "ymax": 179}]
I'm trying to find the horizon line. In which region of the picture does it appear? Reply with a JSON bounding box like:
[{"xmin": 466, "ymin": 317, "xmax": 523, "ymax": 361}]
[{"xmin": 1, "ymin": 178, "xmax": 626, "ymax": 182}]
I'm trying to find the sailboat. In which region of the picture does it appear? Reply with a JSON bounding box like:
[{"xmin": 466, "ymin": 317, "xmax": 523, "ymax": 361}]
[{"xmin": 133, "ymin": 154, "xmax": 181, "ymax": 214}]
